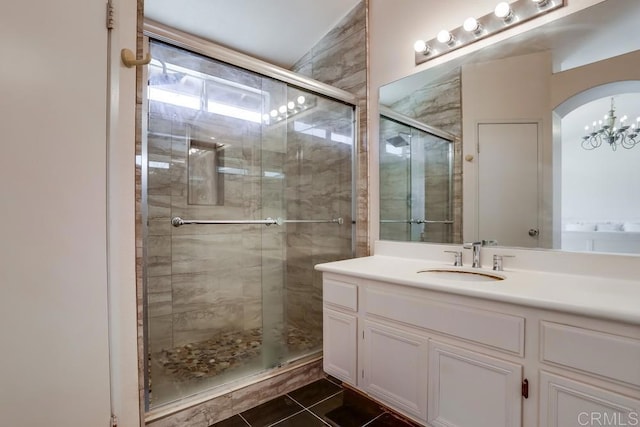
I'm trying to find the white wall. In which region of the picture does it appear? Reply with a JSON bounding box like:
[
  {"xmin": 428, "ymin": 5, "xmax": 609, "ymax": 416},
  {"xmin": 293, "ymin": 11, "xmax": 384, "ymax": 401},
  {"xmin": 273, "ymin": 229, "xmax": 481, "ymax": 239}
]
[
  {"xmin": 0, "ymin": 0, "xmax": 139, "ymax": 426},
  {"xmin": 561, "ymin": 94, "xmax": 640, "ymax": 223},
  {"xmin": 368, "ymin": 0, "xmax": 605, "ymax": 243},
  {"xmin": 461, "ymin": 51, "xmax": 552, "ymax": 247}
]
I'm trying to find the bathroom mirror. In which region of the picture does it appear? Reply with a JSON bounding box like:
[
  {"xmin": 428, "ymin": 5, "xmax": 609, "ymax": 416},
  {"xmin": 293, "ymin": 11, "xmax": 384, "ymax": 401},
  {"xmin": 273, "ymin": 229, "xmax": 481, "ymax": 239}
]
[{"xmin": 379, "ymin": 0, "xmax": 640, "ymax": 254}]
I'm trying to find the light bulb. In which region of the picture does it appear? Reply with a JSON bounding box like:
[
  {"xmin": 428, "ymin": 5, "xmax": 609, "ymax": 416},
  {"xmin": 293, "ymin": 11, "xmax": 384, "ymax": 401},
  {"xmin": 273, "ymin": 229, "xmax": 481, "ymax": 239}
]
[
  {"xmin": 584, "ymin": 125, "xmax": 589, "ymax": 131},
  {"xmin": 262, "ymin": 114, "xmax": 270, "ymax": 122},
  {"xmin": 437, "ymin": 30, "xmax": 453, "ymax": 44},
  {"xmin": 297, "ymin": 95, "xmax": 306, "ymax": 105},
  {"xmin": 495, "ymin": 2, "xmax": 512, "ymax": 19},
  {"xmin": 270, "ymin": 109, "xmax": 278, "ymax": 118},
  {"xmin": 287, "ymin": 101, "xmax": 295, "ymax": 110},
  {"xmin": 414, "ymin": 39, "xmax": 428, "ymax": 53},
  {"xmin": 463, "ymin": 17, "xmax": 480, "ymax": 33},
  {"xmin": 278, "ymin": 105, "xmax": 287, "ymax": 114}
]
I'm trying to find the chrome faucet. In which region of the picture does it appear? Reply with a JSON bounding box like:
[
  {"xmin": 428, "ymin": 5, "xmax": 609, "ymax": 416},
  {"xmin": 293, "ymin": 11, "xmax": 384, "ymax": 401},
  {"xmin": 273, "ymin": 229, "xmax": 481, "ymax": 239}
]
[{"xmin": 463, "ymin": 241, "xmax": 482, "ymax": 268}]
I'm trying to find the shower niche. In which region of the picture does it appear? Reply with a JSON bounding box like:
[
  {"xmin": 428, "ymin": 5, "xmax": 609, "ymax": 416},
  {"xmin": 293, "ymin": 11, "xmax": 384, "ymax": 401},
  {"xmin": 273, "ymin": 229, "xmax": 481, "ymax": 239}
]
[
  {"xmin": 143, "ymin": 40, "xmax": 355, "ymax": 408},
  {"xmin": 187, "ymin": 128, "xmax": 225, "ymax": 206}
]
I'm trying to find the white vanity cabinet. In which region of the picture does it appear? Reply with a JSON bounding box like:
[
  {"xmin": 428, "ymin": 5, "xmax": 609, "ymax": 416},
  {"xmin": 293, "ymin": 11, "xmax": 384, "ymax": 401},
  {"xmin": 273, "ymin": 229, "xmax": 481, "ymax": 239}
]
[
  {"xmin": 322, "ymin": 277, "xmax": 359, "ymax": 385},
  {"xmin": 362, "ymin": 319, "xmax": 429, "ymax": 420},
  {"xmin": 321, "ymin": 270, "xmax": 640, "ymax": 427},
  {"xmin": 427, "ymin": 340, "xmax": 523, "ymax": 427},
  {"xmin": 539, "ymin": 372, "xmax": 640, "ymax": 427},
  {"xmin": 538, "ymin": 321, "xmax": 640, "ymax": 427},
  {"xmin": 322, "ymin": 273, "xmax": 528, "ymax": 426}
]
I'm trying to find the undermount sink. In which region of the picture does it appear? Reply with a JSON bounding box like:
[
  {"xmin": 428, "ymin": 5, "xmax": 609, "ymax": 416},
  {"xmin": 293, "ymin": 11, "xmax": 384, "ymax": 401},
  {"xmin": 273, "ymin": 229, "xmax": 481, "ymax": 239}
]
[{"xmin": 417, "ymin": 268, "xmax": 505, "ymax": 282}]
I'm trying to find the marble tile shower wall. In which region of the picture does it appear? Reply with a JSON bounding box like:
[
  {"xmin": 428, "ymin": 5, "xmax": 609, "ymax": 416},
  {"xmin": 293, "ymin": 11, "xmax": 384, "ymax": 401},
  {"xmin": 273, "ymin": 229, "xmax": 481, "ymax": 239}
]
[
  {"xmin": 291, "ymin": 0, "xmax": 368, "ymax": 257},
  {"xmin": 146, "ymin": 57, "xmax": 355, "ymax": 355},
  {"xmin": 283, "ymin": 118, "xmax": 353, "ymax": 337},
  {"xmin": 147, "ymin": 107, "xmax": 272, "ymax": 353},
  {"xmin": 379, "ymin": 119, "xmax": 411, "ymax": 241},
  {"xmin": 389, "ymin": 68, "xmax": 463, "ymax": 243},
  {"xmin": 146, "ymin": 42, "xmax": 317, "ymax": 355},
  {"xmin": 423, "ymin": 138, "xmax": 453, "ymax": 243},
  {"xmin": 379, "ymin": 118, "xmax": 453, "ymax": 243},
  {"xmin": 288, "ymin": 0, "xmax": 366, "ymax": 335}
]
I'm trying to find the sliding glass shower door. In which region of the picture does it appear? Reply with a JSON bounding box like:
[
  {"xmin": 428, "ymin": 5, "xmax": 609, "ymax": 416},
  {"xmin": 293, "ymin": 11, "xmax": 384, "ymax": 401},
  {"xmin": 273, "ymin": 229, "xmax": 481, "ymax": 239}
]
[
  {"xmin": 379, "ymin": 114, "xmax": 453, "ymax": 243},
  {"xmin": 144, "ymin": 40, "xmax": 354, "ymax": 408}
]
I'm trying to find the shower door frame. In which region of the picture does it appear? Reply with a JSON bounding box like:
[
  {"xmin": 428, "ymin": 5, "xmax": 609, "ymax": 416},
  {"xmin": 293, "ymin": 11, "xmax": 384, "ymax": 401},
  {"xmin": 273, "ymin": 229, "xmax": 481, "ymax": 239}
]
[
  {"xmin": 144, "ymin": 20, "xmax": 358, "ymax": 106},
  {"xmin": 379, "ymin": 106, "xmax": 457, "ymax": 242},
  {"xmin": 141, "ymin": 19, "xmax": 359, "ymax": 415}
]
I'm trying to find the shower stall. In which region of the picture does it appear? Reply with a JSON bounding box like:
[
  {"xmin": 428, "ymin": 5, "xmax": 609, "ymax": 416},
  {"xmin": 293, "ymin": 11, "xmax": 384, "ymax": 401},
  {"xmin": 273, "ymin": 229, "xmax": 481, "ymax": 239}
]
[
  {"xmin": 143, "ymin": 37, "xmax": 355, "ymax": 409},
  {"xmin": 379, "ymin": 110, "xmax": 454, "ymax": 243}
]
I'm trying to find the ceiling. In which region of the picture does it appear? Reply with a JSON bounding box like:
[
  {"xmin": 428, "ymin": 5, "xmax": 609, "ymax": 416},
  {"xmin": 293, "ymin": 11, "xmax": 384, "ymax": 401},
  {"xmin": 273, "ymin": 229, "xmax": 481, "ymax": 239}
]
[{"xmin": 144, "ymin": 0, "xmax": 361, "ymax": 69}]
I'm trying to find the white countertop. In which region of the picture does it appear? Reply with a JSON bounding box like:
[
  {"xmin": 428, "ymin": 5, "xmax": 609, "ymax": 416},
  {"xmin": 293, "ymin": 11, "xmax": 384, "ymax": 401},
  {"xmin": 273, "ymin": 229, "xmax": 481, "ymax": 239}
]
[{"xmin": 315, "ymin": 254, "xmax": 640, "ymax": 325}]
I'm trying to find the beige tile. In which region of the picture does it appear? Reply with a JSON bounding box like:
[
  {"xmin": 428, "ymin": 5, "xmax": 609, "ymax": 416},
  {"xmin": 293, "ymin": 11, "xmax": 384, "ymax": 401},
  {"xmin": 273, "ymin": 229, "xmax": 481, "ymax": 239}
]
[
  {"xmin": 148, "ymin": 314, "xmax": 173, "ymax": 353},
  {"xmin": 148, "ymin": 291, "xmax": 172, "ymax": 318},
  {"xmin": 173, "ymin": 305, "xmax": 243, "ymax": 347}
]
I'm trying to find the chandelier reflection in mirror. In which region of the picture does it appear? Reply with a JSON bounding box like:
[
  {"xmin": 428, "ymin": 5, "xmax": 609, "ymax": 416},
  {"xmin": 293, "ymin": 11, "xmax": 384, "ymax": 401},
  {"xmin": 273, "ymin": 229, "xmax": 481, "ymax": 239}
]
[{"xmin": 582, "ymin": 98, "xmax": 640, "ymax": 151}]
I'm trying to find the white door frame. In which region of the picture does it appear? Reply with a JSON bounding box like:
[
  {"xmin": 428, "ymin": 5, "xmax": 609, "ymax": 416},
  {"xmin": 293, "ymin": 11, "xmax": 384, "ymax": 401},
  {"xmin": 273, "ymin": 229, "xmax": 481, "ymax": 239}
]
[{"xmin": 107, "ymin": 0, "xmax": 142, "ymax": 425}]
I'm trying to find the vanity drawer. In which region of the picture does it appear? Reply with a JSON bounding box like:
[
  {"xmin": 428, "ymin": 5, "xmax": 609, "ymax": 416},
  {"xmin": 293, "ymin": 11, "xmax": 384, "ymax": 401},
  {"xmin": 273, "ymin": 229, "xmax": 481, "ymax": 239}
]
[
  {"xmin": 365, "ymin": 288, "xmax": 524, "ymax": 355},
  {"xmin": 323, "ymin": 278, "xmax": 358, "ymax": 312},
  {"xmin": 541, "ymin": 321, "xmax": 640, "ymax": 387}
]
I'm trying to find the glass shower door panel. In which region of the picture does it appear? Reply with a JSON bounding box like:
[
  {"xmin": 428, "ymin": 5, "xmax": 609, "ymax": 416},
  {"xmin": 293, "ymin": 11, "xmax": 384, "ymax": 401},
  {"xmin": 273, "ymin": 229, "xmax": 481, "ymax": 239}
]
[
  {"xmin": 378, "ymin": 115, "xmax": 453, "ymax": 243},
  {"xmin": 419, "ymin": 132, "xmax": 453, "ymax": 243},
  {"xmin": 285, "ymin": 90, "xmax": 354, "ymax": 361},
  {"xmin": 410, "ymin": 129, "xmax": 426, "ymax": 241},
  {"xmin": 259, "ymin": 77, "xmax": 287, "ymax": 369},
  {"xmin": 379, "ymin": 116, "xmax": 412, "ymax": 241},
  {"xmin": 145, "ymin": 39, "xmax": 355, "ymax": 410},
  {"xmin": 146, "ymin": 41, "xmax": 276, "ymax": 408}
]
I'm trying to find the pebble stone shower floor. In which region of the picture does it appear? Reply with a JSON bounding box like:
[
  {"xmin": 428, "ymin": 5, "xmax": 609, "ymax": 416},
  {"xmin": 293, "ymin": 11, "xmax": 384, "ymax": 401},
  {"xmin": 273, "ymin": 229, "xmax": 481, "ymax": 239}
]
[{"xmin": 149, "ymin": 326, "xmax": 321, "ymax": 396}]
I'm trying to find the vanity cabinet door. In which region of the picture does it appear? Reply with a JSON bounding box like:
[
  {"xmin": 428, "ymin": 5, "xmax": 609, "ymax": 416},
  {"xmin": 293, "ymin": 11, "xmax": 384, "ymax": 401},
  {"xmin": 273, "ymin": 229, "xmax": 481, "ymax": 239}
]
[
  {"xmin": 428, "ymin": 341, "xmax": 523, "ymax": 427},
  {"xmin": 362, "ymin": 320, "xmax": 428, "ymax": 421},
  {"xmin": 323, "ymin": 307, "xmax": 358, "ymax": 385},
  {"xmin": 539, "ymin": 372, "xmax": 640, "ymax": 427}
]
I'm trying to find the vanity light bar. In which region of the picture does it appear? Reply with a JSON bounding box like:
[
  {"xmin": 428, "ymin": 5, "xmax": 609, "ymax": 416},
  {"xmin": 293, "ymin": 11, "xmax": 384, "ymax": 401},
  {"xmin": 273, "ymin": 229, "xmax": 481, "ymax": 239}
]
[{"xmin": 414, "ymin": 0, "xmax": 565, "ymax": 65}]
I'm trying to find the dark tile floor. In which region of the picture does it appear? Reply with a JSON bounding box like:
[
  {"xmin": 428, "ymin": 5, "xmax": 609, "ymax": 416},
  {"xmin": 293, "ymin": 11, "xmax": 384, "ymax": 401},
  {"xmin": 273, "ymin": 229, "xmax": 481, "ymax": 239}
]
[{"xmin": 211, "ymin": 377, "xmax": 419, "ymax": 427}]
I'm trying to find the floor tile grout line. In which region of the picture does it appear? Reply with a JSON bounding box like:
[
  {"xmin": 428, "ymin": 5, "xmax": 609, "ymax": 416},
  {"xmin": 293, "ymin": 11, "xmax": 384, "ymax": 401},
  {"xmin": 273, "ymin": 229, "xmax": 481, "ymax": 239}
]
[
  {"xmin": 361, "ymin": 411, "xmax": 386, "ymax": 427},
  {"xmin": 324, "ymin": 376, "xmax": 343, "ymax": 388},
  {"xmin": 287, "ymin": 388, "xmax": 344, "ymax": 411},
  {"xmin": 238, "ymin": 413, "xmax": 252, "ymax": 426},
  {"xmin": 285, "ymin": 389, "xmax": 342, "ymax": 427},
  {"xmin": 264, "ymin": 408, "xmax": 306, "ymax": 427},
  {"xmin": 303, "ymin": 407, "xmax": 331, "ymax": 426}
]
